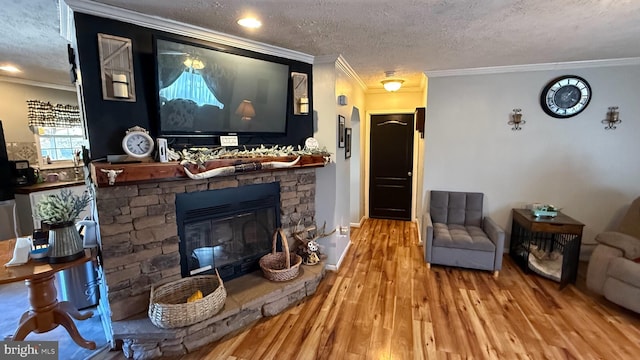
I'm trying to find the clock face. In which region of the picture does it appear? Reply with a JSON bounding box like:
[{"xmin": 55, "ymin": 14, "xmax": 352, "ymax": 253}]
[
  {"xmin": 122, "ymin": 130, "xmax": 154, "ymax": 158},
  {"xmin": 540, "ymin": 75, "xmax": 591, "ymax": 118}
]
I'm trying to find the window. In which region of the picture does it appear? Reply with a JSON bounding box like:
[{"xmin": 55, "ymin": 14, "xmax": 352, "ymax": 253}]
[{"xmin": 35, "ymin": 126, "xmax": 85, "ymax": 166}]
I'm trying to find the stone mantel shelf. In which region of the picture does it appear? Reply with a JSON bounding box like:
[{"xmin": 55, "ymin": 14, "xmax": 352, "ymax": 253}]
[{"xmin": 90, "ymin": 155, "xmax": 327, "ymax": 187}]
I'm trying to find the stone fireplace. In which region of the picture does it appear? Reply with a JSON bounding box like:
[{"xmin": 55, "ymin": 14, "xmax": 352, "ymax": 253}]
[{"xmin": 95, "ymin": 167, "xmax": 317, "ymax": 322}]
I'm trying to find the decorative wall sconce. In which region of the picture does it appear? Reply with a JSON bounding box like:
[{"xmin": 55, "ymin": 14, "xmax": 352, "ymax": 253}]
[
  {"xmin": 235, "ymin": 100, "xmax": 256, "ymax": 121},
  {"xmin": 508, "ymin": 108, "xmax": 525, "ymax": 131},
  {"xmin": 98, "ymin": 33, "xmax": 136, "ymax": 102},
  {"xmin": 291, "ymin": 72, "xmax": 309, "ymax": 115},
  {"xmin": 602, "ymin": 106, "xmax": 621, "ymax": 130}
]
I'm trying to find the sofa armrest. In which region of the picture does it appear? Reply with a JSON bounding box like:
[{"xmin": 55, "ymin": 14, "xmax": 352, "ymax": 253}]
[
  {"xmin": 596, "ymin": 231, "xmax": 640, "ymax": 260},
  {"xmin": 424, "ymin": 212, "xmax": 434, "ymax": 262},
  {"xmin": 483, "ymin": 217, "xmax": 505, "ymax": 270}
]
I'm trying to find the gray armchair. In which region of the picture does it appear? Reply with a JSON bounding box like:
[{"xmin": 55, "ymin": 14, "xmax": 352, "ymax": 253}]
[
  {"xmin": 587, "ymin": 196, "xmax": 640, "ymax": 313},
  {"xmin": 424, "ymin": 191, "xmax": 505, "ymax": 277}
]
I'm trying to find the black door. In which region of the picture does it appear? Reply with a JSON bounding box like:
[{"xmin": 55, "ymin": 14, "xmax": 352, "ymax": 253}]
[{"xmin": 369, "ymin": 114, "xmax": 414, "ymax": 220}]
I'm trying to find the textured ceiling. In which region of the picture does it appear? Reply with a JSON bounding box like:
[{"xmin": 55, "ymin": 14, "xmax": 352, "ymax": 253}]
[
  {"xmin": 0, "ymin": 0, "xmax": 71, "ymax": 86},
  {"xmin": 2, "ymin": 0, "xmax": 640, "ymax": 89}
]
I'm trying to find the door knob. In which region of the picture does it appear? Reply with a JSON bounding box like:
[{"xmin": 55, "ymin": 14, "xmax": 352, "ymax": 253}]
[{"xmin": 408, "ymin": 172, "xmax": 412, "ymax": 176}]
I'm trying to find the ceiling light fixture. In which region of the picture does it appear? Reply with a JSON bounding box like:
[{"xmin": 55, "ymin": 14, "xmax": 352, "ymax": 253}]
[
  {"xmin": 237, "ymin": 17, "xmax": 262, "ymax": 29},
  {"xmin": 0, "ymin": 64, "xmax": 21, "ymax": 73},
  {"xmin": 381, "ymin": 71, "xmax": 404, "ymax": 92}
]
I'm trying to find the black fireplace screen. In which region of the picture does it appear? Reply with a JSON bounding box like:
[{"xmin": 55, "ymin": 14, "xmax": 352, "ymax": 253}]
[{"xmin": 176, "ymin": 182, "xmax": 280, "ymax": 281}]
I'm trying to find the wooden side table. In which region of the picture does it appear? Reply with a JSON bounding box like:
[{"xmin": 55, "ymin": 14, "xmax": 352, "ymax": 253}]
[
  {"xmin": 509, "ymin": 209, "xmax": 585, "ymax": 289},
  {"xmin": 0, "ymin": 239, "xmax": 97, "ymax": 349}
]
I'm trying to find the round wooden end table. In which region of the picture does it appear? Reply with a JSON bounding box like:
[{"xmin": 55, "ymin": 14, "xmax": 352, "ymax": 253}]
[{"xmin": 0, "ymin": 239, "xmax": 96, "ymax": 349}]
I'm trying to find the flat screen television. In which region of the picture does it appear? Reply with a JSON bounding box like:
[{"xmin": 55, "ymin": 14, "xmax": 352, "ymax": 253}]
[{"xmin": 154, "ymin": 37, "xmax": 290, "ymax": 138}]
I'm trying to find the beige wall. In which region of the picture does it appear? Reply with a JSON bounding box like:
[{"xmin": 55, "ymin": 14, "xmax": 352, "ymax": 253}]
[
  {"xmin": 0, "ymin": 81, "xmax": 77, "ymax": 141},
  {"xmin": 423, "ymin": 65, "xmax": 640, "ymax": 251}
]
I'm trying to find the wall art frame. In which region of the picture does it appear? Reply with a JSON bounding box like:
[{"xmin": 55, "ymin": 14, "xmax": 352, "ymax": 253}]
[{"xmin": 338, "ymin": 115, "xmax": 345, "ymax": 148}]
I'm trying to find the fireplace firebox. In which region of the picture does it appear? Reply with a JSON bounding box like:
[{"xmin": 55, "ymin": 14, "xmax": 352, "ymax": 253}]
[{"xmin": 176, "ymin": 182, "xmax": 281, "ymax": 281}]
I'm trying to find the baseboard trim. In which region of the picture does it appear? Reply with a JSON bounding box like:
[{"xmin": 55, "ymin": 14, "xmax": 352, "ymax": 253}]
[
  {"xmin": 350, "ymin": 216, "xmax": 367, "ymax": 228},
  {"xmin": 325, "ymin": 241, "xmax": 352, "ymax": 272}
]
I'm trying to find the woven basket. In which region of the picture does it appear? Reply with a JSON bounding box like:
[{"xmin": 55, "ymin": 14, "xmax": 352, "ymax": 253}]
[
  {"xmin": 148, "ymin": 268, "xmax": 226, "ymax": 329},
  {"xmin": 259, "ymin": 228, "xmax": 302, "ymax": 282}
]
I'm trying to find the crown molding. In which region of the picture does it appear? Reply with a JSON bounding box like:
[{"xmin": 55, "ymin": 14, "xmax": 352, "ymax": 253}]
[
  {"xmin": 64, "ymin": 0, "xmax": 314, "ymax": 64},
  {"xmin": 425, "ymin": 57, "xmax": 640, "ymax": 78},
  {"xmin": 0, "ymin": 76, "xmax": 76, "ymax": 92},
  {"xmin": 314, "ymin": 54, "xmax": 367, "ymax": 91},
  {"xmin": 335, "ymin": 55, "xmax": 367, "ymax": 91}
]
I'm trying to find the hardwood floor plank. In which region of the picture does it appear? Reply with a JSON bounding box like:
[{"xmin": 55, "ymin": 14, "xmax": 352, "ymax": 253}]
[{"xmin": 172, "ymin": 219, "xmax": 640, "ymax": 360}]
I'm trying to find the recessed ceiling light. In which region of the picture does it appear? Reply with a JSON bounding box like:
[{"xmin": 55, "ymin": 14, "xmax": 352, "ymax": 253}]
[
  {"xmin": 237, "ymin": 17, "xmax": 262, "ymax": 29},
  {"xmin": 0, "ymin": 64, "xmax": 21, "ymax": 73}
]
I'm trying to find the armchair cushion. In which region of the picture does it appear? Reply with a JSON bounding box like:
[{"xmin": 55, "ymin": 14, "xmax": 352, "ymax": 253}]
[
  {"xmin": 430, "ymin": 191, "xmax": 483, "ymax": 227},
  {"xmin": 433, "ymin": 223, "xmax": 495, "ymax": 252}
]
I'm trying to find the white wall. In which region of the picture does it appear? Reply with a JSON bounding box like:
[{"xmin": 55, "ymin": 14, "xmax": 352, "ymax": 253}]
[
  {"xmin": 312, "ymin": 59, "xmax": 350, "ymax": 268},
  {"xmin": 423, "ymin": 65, "xmax": 640, "ymax": 250},
  {"xmin": 334, "ymin": 68, "xmax": 366, "ymax": 226}
]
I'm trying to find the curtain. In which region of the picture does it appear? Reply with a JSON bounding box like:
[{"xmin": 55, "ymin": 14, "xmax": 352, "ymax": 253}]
[{"xmin": 27, "ymin": 100, "xmax": 81, "ymax": 128}]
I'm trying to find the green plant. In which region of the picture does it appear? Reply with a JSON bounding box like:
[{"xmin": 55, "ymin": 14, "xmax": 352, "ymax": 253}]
[{"xmin": 35, "ymin": 189, "xmax": 91, "ymax": 225}]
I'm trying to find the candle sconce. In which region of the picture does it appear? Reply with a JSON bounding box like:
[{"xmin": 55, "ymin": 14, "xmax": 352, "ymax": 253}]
[
  {"xmin": 508, "ymin": 108, "xmax": 525, "ymax": 131},
  {"xmin": 602, "ymin": 106, "xmax": 621, "ymax": 130},
  {"xmin": 98, "ymin": 33, "xmax": 136, "ymax": 102}
]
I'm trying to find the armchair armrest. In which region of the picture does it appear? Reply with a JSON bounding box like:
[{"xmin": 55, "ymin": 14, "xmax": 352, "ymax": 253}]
[
  {"xmin": 596, "ymin": 231, "xmax": 640, "ymax": 259},
  {"xmin": 483, "ymin": 217, "xmax": 505, "ymax": 270},
  {"xmin": 424, "ymin": 212, "xmax": 434, "ymax": 262}
]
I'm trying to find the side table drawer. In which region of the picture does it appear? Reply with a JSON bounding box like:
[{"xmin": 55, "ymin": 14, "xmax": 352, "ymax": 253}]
[{"xmin": 529, "ymin": 222, "xmax": 583, "ymax": 234}]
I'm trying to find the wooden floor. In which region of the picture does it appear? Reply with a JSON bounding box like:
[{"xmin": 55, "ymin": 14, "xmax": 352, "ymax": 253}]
[{"xmin": 111, "ymin": 218, "xmax": 640, "ymax": 359}]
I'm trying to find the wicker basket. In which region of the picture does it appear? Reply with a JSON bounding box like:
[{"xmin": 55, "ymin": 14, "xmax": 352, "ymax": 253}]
[
  {"xmin": 148, "ymin": 268, "xmax": 226, "ymax": 329},
  {"xmin": 259, "ymin": 228, "xmax": 302, "ymax": 282}
]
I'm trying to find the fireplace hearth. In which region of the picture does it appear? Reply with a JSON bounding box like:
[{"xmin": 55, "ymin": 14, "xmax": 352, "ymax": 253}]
[{"xmin": 176, "ymin": 182, "xmax": 281, "ymax": 281}]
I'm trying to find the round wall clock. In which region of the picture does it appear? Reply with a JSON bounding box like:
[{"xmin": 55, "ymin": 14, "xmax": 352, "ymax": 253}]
[
  {"xmin": 122, "ymin": 126, "xmax": 154, "ymax": 158},
  {"xmin": 540, "ymin": 75, "xmax": 592, "ymax": 118}
]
